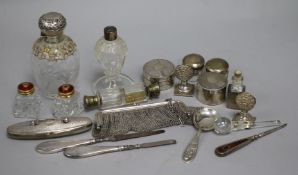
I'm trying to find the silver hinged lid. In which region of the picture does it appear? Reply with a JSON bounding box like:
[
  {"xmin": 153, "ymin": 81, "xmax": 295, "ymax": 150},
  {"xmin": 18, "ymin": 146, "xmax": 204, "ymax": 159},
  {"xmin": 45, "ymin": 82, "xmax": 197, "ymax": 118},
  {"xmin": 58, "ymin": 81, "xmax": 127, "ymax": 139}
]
[{"xmin": 39, "ymin": 12, "xmax": 66, "ymax": 35}]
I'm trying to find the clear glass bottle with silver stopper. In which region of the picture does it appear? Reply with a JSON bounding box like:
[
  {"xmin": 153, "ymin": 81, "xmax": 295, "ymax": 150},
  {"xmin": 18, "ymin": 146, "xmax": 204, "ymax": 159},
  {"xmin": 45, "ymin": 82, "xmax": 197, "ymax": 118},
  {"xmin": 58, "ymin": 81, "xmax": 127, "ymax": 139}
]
[
  {"xmin": 84, "ymin": 82, "xmax": 160, "ymax": 110},
  {"xmin": 93, "ymin": 26, "xmax": 133, "ymax": 91},
  {"xmin": 31, "ymin": 12, "xmax": 80, "ymax": 99},
  {"xmin": 52, "ymin": 84, "xmax": 83, "ymax": 118},
  {"xmin": 13, "ymin": 82, "xmax": 41, "ymax": 125},
  {"xmin": 226, "ymin": 70, "xmax": 246, "ymax": 109}
]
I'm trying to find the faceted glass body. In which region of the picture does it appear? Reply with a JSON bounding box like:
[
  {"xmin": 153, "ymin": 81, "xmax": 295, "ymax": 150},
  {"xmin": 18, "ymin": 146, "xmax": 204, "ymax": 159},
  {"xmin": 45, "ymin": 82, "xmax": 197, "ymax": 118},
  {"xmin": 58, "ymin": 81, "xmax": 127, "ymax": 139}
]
[
  {"xmin": 31, "ymin": 35, "xmax": 80, "ymax": 99},
  {"xmin": 52, "ymin": 91, "xmax": 83, "ymax": 118},
  {"xmin": 13, "ymin": 93, "xmax": 41, "ymax": 119},
  {"xmin": 95, "ymin": 36, "xmax": 127, "ymax": 79},
  {"xmin": 99, "ymin": 87, "xmax": 125, "ymax": 109},
  {"xmin": 97, "ymin": 82, "xmax": 147, "ymax": 109},
  {"xmin": 93, "ymin": 35, "xmax": 132, "ymax": 90}
]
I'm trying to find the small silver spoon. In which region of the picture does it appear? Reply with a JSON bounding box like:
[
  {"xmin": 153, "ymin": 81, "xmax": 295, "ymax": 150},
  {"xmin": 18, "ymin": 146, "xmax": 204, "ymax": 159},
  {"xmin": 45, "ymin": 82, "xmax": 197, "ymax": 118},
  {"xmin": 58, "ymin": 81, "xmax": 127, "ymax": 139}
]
[{"xmin": 182, "ymin": 107, "xmax": 219, "ymax": 163}]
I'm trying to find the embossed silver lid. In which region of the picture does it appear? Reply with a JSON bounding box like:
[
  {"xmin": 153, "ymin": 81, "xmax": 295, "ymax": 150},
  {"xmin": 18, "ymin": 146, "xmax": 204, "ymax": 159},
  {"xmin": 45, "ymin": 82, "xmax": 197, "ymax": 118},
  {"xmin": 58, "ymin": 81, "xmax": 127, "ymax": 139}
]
[
  {"xmin": 39, "ymin": 12, "xmax": 66, "ymax": 35},
  {"xmin": 143, "ymin": 59, "xmax": 175, "ymax": 79},
  {"xmin": 143, "ymin": 59, "xmax": 175, "ymax": 91}
]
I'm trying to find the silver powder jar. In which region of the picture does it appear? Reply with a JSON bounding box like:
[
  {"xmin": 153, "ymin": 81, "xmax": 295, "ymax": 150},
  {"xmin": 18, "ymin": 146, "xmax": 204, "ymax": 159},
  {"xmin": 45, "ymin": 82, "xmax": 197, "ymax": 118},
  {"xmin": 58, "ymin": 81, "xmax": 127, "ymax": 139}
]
[
  {"xmin": 143, "ymin": 59, "xmax": 175, "ymax": 91},
  {"xmin": 196, "ymin": 72, "xmax": 227, "ymax": 105}
]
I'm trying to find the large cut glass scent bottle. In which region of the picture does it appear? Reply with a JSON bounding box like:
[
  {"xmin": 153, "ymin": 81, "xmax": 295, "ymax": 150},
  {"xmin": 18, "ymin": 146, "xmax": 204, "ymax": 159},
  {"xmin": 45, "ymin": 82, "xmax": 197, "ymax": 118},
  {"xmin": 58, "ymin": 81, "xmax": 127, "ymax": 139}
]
[
  {"xmin": 93, "ymin": 26, "xmax": 133, "ymax": 91},
  {"xmin": 31, "ymin": 12, "xmax": 80, "ymax": 99}
]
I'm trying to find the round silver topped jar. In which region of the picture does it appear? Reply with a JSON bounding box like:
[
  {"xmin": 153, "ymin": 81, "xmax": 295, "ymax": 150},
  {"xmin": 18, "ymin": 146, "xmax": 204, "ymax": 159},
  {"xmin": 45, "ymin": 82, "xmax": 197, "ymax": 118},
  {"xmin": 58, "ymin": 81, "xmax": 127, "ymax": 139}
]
[
  {"xmin": 205, "ymin": 58, "xmax": 229, "ymax": 77},
  {"xmin": 196, "ymin": 72, "xmax": 227, "ymax": 105},
  {"xmin": 143, "ymin": 59, "xmax": 175, "ymax": 91}
]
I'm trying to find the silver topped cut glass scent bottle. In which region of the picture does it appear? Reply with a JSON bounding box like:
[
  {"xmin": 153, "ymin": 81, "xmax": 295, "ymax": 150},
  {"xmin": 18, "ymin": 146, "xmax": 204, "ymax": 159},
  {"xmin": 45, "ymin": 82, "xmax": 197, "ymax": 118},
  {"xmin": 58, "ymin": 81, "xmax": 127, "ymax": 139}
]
[
  {"xmin": 93, "ymin": 26, "xmax": 133, "ymax": 91},
  {"xmin": 32, "ymin": 12, "xmax": 80, "ymax": 99},
  {"xmin": 226, "ymin": 70, "xmax": 246, "ymax": 109},
  {"xmin": 52, "ymin": 84, "xmax": 83, "ymax": 118},
  {"xmin": 13, "ymin": 82, "xmax": 41, "ymax": 122}
]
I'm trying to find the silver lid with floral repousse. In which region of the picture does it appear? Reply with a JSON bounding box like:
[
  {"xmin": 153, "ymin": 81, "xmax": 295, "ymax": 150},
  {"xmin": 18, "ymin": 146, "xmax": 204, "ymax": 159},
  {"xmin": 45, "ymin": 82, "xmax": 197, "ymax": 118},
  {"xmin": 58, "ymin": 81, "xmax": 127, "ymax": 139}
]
[
  {"xmin": 39, "ymin": 12, "xmax": 66, "ymax": 35},
  {"xmin": 33, "ymin": 12, "xmax": 77, "ymax": 61}
]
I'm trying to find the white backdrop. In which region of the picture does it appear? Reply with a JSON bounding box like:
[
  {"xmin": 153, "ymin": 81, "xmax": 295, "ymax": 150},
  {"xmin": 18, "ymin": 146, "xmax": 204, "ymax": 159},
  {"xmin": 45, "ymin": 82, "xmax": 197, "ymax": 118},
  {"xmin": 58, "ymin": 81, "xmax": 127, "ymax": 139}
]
[{"xmin": 1, "ymin": 0, "xmax": 297, "ymax": 175}]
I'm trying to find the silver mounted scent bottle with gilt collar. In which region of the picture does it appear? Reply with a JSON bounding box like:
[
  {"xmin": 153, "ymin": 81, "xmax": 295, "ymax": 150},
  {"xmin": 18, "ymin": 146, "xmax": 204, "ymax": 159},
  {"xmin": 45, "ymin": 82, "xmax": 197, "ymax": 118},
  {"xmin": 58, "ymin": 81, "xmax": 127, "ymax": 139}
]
[{"xmin": 31, "ymin": 12, "xmax": 80, "ymax": 99}]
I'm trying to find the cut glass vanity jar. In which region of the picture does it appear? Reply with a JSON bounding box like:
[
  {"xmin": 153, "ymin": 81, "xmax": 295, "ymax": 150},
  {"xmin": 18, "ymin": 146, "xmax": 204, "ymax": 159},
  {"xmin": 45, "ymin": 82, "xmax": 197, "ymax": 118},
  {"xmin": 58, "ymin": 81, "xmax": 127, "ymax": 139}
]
[
  {"xmin": 52, "ymin": 84, "xmax": 83, "ymax": 118},
  {"xmin": 31, "ymin": 12, "xmax": 79, "ymax": 99},
  {"xmin": 13, "ymin": 82, "xmax": 41, "ymax": 120}
]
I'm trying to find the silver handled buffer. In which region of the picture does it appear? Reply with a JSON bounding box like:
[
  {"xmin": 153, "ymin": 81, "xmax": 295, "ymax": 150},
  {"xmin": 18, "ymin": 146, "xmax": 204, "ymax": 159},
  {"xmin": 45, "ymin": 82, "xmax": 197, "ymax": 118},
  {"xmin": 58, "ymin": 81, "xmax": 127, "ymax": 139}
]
[{"xmin": 64, "ymin": 139, "xmax": 177, "ymax": 158}]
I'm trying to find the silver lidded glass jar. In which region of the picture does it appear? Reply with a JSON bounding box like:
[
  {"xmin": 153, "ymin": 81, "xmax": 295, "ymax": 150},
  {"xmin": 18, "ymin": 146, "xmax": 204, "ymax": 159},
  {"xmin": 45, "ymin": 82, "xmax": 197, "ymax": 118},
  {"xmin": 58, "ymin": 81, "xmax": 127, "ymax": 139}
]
[
  {"xmin": 13, "ymin": 82, "xmax": 41, "ymax": 120},
  {"xmin": 52, "ymin": 84, "xmax": 83, "ymax": 118},
  {"xmin": 31, "ymin": 12, "xmax": 79, "ymax": 99}
]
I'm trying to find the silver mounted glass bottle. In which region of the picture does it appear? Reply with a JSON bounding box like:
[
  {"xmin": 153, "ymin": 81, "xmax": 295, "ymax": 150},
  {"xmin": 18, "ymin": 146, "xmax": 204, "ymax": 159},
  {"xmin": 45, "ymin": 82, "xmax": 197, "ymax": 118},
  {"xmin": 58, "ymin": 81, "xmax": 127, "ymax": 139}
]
[
  {"xmin": 93, "ymin": 26, "xmax": 133, "ymax": 92},
  {"xmin": 226, "ymin": 70, "xmax": 246, "ymax": 109},
  {"xmin": 31, "ymin": 12, "xmax": 80, "ymax": 99}
]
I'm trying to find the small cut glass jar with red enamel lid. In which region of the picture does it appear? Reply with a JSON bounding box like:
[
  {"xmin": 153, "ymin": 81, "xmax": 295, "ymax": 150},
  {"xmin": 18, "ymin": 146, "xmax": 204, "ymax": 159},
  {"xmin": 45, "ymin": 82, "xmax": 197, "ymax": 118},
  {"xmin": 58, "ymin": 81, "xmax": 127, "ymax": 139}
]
[
  {"xmin": 13, "ymin": 82, "xmax": 41, "ymax": 120},
  {"xmin": 52, "ymin": 84, "xmax": 83, "ymax": 118}
]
